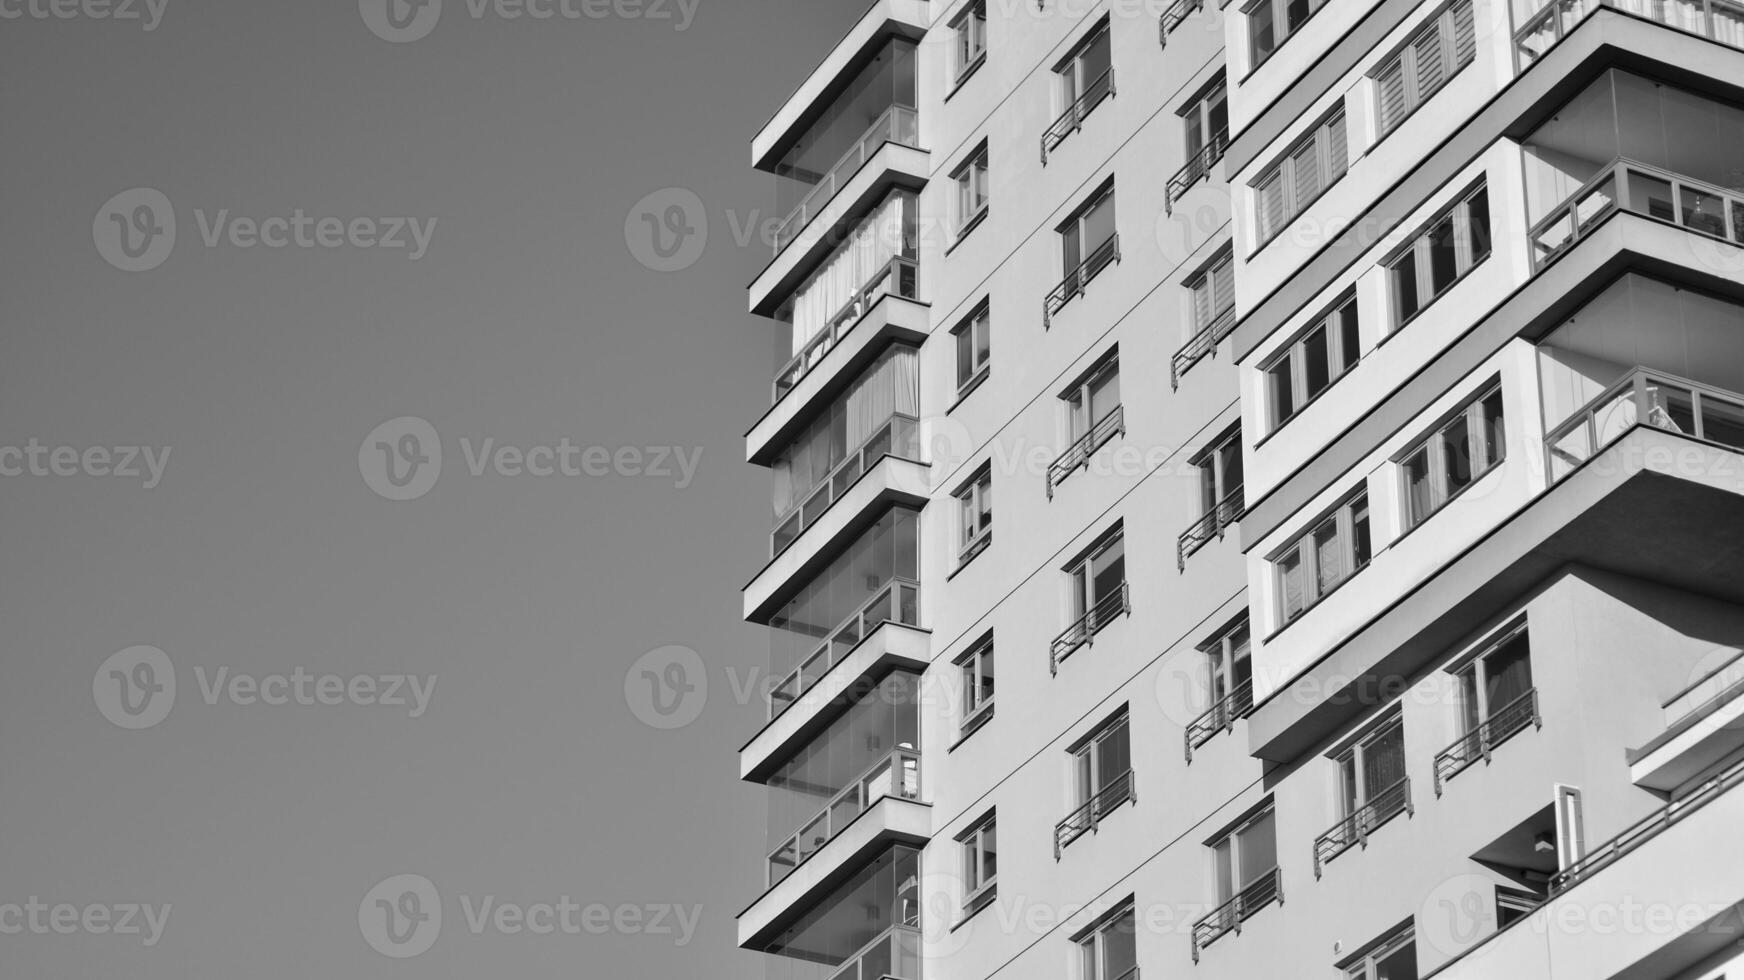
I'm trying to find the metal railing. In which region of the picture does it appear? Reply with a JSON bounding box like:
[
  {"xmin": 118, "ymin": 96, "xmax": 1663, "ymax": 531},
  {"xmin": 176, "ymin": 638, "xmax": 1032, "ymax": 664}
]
[
  {"xmin": 767, "ymin": 748, "xmax": 922, "ymax": 886},
  {"xmin": 772, "ymin": 414, "xmax": 920, "ymax": 557},
  {"xmin": 1313, "ymin": 777, "xmax": 1413, "ymax": 877},
  {"xmin": 1550, "ymin": 751, "xmax": 1744, "ymax": 893},
  {"xmin": 823, "ymin": 925, "xmax": 923, "ymax": 980},
  {"xmin": 767, "ymin": 579, "xmax": 922, "ymax": 720},
  {"xmin": 1543, "ymin": 367, "xmax": 1744, "ymax": 482},
  {"xmin": 1043, "ymin": 234, "xmax": 1121, "ymax": 327},
  {"xmin": 773, "ymin": 255, "xmax": 919, "ymax": 403},
  {"xmin": 1516, "ymin": 0, "xmax": 1744, "ymax": 67},
  {"xmin": 1054, "ymin": 768, "xmax": 1136, "ymax": 858},
  {"xmin": 1433, "ymin": 689, "xmax": 1542, "ymax": 795},
  {"xmin": 772, "ymin": 106, "xmax": 921, "ymax": 255},
  {"xmin": 1050, "ymin": 582, "xmax": 1131, "ymax": 674},
  {"xmin": 1170, "ymin": 305, "xmax": 1234, "ymax": 389},
  {"xmin": 1041, "ymin": 68, "xmax": 1116, "ymax": 163},
  {"xmin": 1047, "ymin": 406, "xmax": 1126, "ymax": 498},
  {"xmin": 1177, "ymin": 486, "xmax": 1243, "ymax": 571},
  {"xmin": 1527, "ymin": 157, "xmax": 1744, "ymax": 270},
  {"xmin": 1184, "ymin": 678, "xmax": 1254, "ymax": 763},
  {"xmin": 1190, "ymin": 867, "xmax": 1282, "ymax": 962},
  {"xmin": 1166, "ymin": 134, "xmax": 1228, "ymax": 214},
  {"xmin": 1159, "ymin": 0, "xmax": 1206, "ymax": 42}
]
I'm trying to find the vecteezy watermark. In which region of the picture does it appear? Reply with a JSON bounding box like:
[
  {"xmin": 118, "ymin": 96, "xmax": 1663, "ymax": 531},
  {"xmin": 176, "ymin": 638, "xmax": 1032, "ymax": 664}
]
[
  {"xmin": 359, "ymin": 416, "xmax": 704, "ymax": 501},
  {"xmin": 625, "ymin": 188, "xmax": 708, "ymax": 272},
  {"xmin": 93, "ymin": 188, "xmax": 436, "ymax": 272},
  {"xmin": 0, "ymin": 899, "xmax": 171, "ymax": 948},
  {"xmin": 0, "ymin": 0, "xmax": 168, "ymax": 30},
  {"xmin": 0, "ymin": 440, "xmax": 171, "ymax": 488},
  {"xmin": 625, "ymin": 645, "xmax": 707, "ymax": 729},
  {"xmin": 93, "ymin": 646, "xmax": 438, "ymax": 730},
  {"xmin": 358, "ymin": 875, "xmax": 700, "ymax": 959},
  {"xmin": 359, "ymin": 0, "xmax": 699, "ymax": 43}
]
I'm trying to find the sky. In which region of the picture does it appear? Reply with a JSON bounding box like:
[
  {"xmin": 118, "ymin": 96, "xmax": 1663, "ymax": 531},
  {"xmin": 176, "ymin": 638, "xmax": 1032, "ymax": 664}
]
[{"xmin": 0, "ymin": 1, "xmax": 857, "ymax": 975}]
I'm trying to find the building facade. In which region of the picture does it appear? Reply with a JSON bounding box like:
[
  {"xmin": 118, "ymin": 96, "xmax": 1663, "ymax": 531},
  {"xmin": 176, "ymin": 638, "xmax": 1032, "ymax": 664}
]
[{"xmin": 739, "ymin": 2, "xmax": 1744, "ymax": 980}]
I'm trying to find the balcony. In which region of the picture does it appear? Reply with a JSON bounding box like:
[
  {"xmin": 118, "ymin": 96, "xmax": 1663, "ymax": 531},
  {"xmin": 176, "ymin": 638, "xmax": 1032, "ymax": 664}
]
[
  {"xmin": 768, "ymin": 748, "xmax": 921, "ymax": 887},
  {"xmin": 1629, "ymin": 649, "xmax": 1744, "ymax": 792},
  {"xmin": 1312, "ymin": 778, "xmax": 1412, "ymax": 877},
  {"xmin": 1041, "ymin": 68, "xmax": 1115, "ymax": 163},
  {"xmin": 1043, "ymin": 234, "xmax": 1121, "ymax": 328},
  {"xmin": 824, "ymin": 926, "xmax": 920, "ymax": 980},
  {"xmin": 1190, "ymin": 867, "xmax": 1282, "ymax": 962},
  {"xmin": 773, "ymin": 257, "xmax": 919, "ymax": 405},
  {"xmin": 1545, "ymin": 368, "xmax": 1744, "ymax": 481},
  {"xmin": 1050, "ymin": 582, "xmax": 1131, "ymax": 674},
  {"xmin": 1432, "ymin": 689, "xmax": 1542, "ymax": 795},
  {"xmin": 1047, "ymin": 406, "xmax": 1125, "ymax": 498},
  {"xmin": 1053, "ymin": 769, "xmax": 1136, "ymax": 858},
  {"xmin": 1176, "ymin": 487, "xmax": 1243, "ymax": 572},
  {"xmin": 1529, "ymin": 159, "xmax": 1744, "ymax": 269},
  {"xmin": 1165, "ymin": 134, "xmax": 1227, "ymax": 215},
  {"xmin": 774, "ymin": 414, "xmax": 919, "ymax": 557},
  {"xmin": 1516, "ymin": 0, "xmax": 1744, "ymax": 66},
  {"xmin": 1170, "ymin": 306, "xmax": 1233, "ymax": 390},
  {"xmin": 1158, "ymin": 0, "xmax": 1206, "ymax": 43},
  {"xmin": 740, "ymin": 841, "xmax": 925, "ymax": 954},
  {"xmin": 1184, "ymin": 679, "xmax": 1254, "ymax": 762},
  {"xmin": 767, "ymin": 579, "xmax": 921, "ymax": 720},
  {"xmin": 773, "ymin": 108, "xmax": 920, "ymax": 257}
]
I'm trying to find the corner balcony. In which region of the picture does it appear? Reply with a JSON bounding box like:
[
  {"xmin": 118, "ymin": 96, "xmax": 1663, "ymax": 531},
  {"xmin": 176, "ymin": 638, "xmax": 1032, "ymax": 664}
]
[
  {"xmin": 1628, "ymin": 648, "xmax": 1744, "ymax": 792},
  {"xmin": 1516, "ymin": 0, "xmax": 1744, "ymax": 66},
  {"xmin": 773, "ymin": 415, "xmax": 920, "ymax": 558},
  {"xmin": 767, "ymin": 748, "xmax": 921, "ymax": 887},
  {"xmin": 739, "ymin": 839, "xmax": 927, "ymax": 954},
  {"xmin": 1529, "ymin": 158, "xmax": 1744, "ymax": 271}
]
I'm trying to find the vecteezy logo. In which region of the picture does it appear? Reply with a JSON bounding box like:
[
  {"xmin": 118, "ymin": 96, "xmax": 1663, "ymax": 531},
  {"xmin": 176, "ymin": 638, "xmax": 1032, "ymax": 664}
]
[
  {"xmin": 359, "ymin": 0, "xmax": 442, "ymax": 42},
  {"xmin": 1417, "ymin": 873, "xmax": 1498, "ymax": 957},
  {"xmin": 625, "ymin": 188, "xmax": 707, "ymax": 272},
  {"xmin": 93, "ymin": 646, "xmax": 176, "ymax": 730},
  {"xmin": 624, "ymin": 645, "xmax": 707, "ymax": 730},
  {"xmin": 93, "ymin": 188, "xmax": 176, "ymax": 272},
  {"xmin": 360, "ymin": 874, "xmax": 442, "ymax": 958},
  {"xmin": 359, "ymin": 417, "xmax": 442, "ymax": 501}
]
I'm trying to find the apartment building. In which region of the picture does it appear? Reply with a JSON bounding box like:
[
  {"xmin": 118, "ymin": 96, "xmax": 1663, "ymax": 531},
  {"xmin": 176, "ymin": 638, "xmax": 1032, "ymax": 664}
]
[{"xmin": 739, "ymin": 0, "xmax": 1744, "ymax": 979}]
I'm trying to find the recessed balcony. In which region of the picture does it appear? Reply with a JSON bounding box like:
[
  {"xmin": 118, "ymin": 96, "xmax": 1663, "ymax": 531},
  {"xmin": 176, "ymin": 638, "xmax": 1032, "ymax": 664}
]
[{"xmin": 1629, "ymin": 648, "xmax": 1744, "ymax": 792}]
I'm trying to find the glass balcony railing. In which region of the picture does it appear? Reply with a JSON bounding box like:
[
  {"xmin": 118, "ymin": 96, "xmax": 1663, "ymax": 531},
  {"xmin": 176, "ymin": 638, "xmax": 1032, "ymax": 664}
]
[
  {"xmin": 774, "ymin": 256, "xmax": 919, "ymax": 404},
  {"xmin": 1433, "ymin": 689, "xmax": 1541, "ymax": 795},
  {"xmin": 1528, "ymin": 157, "xmax": 1744, "ymax": 268},
  {"xmin": 1313, "ymin": 778, "xmax": 1413, "ymax": 877},
  {"xmin": 822, "ymin": 925, "xmax": 921, "ymax": 980},
  {"xmin": 768, "ymin": 578, "xmax": 921, "ymax": 720},
  {"xmin": 1047, "ymin": 406, "xmax": 1126, "ymax": 498},
  {"xmin": 1042, "ymin": 68, "xmax": 1116, "ymax": 162},
  {"xmin": 1054, "ymin": 768, "xmax": 1136, "ymax": 858},
  {"xmin": 1171, "ymin": 305, "xmax": 1234, "ymax": 390},
  {"xmin": 1177, "ymin": 486, "xmax": 1243, "ymax": 572},
  {"xmin": 767, "ymin": 748, "xmax": 922, "ymax": 886},
  {"xmin": 1190, "ymin": 867, "xmax": 1282, "ymax": 962},
  {"xmin": 1184, "ymin": 678, "xmax": 1254, "ymax": 763},
  {"xmin": 1544, "ymin": 368, "xmax": 1744, "ymax": 481},
  {"xmin": 773, "ymin": 414, "xmax": 920, "ymax": 557},
  {"xmin": 773, "ymin": 107, "xmax": 920, "ymax": 256},
  {"xmin": 1516, "ymin": 0, "xmax": 1744, "ymax": 66},
  {"xmin": 1043, "ymin": 234, "xmax": 1121, "ymax": 327},
  {"xmin": 1050, "ymin": 582, "xmax": 1131, "ymax": 674},
  {"xmin": 1166, "ymin": 134, "xmax": 1228, "ymax": 215}
]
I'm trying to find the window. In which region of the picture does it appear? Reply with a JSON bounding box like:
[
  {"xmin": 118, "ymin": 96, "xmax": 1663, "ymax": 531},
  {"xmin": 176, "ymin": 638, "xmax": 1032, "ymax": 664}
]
[
  {"xmin": 1248, "ymin": 0, "xmax": 1329, "ymax": 69},
  {"xmin": 1373, "ymin": 0, "xmax": 1475, "ymax": 138},
  {"xmin": 1198, "ymin": 424, "xmax": 1245, "ymax": 517},
  {"xmin": 1400, "ymin": 382, "xmax": 1504, "ymax": 528},
  {"xmin": 1274, "ymin": 489, "xmax": 1371, "ymax": 623},
  {"xmin": 1058, "ymin": 21, "xmax": 1113, "ymax": 116},
  {"xmin": 1067, "ymin": 527, "xmax": 1127, "ymax": 639},
  {"xmin": 954, "ymin": 144, "xmax": 990, "ymax": 235},
  {"xmin": 1187, "ymin": 246, "xmax": 1236, "ymax": 336},
  {"xmin": 1264, "ymin": 289, "xmax": 1360, "ymax": 429},
  {"xmin": 1062, "ymin": 182, "xmax": 1118, "ymax": 282},
  {"xmin": 1066, "ymin": 354, "xmax": 1121, "ymax": 445},
  {"xmin": 1075, "ymin": 902, "xmax": 1137, "ymax": 980},
  {"xmin": 1456, "ymin": 624, "xmax": 1533, "ymax": 734},
  {"xmin": 1211, "ymin": 803, "xmax": 1278, "ymax": 905},
  {"xmin": 959, "ymin": 811, "xmax": 998, "ymax": 912},
  {"xmin": 954, "ymin": 302, "xmax": 991, "ymax": 394},
  {"xmin": 1204, "ymin": 615, "xmax": 1254, "ymax": 717},
  {"xmin": 1389, "ymin": 182, "xmax": 1491, "ymax": 325},
  {"xmin": 958, "ymin": 635, "xmax": 995, "ymax": 731},
  {"xmin": 951, "ymin": 1, "xmax": 987, "ymax": 83},
  {"xmin": 955, "ymin": 466, "xmax": 993, "ymax": 564},
  {"xmin": 1335, "ymin": 713, "xmax": 1407, "ymax": 821},
  {"xmin": 1254, "ymin": 109, "xmax": 1348, "ymax": 244},
  {"xmin": 1184, "ymin": 77, "xmax": 1230, "ymax": 161},
  {"xmin": 1344, "ymin": 923, "xmax": 1418, "ymax": 980},
  {"xmin": 1073, "ymin": 710, "xmax": 1133, "ymax": 806}
]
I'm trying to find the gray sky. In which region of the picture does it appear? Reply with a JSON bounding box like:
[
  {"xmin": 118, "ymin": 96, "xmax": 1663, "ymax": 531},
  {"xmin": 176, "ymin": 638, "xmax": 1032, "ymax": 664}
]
[{"xmin": 0, "ymin": 1, "xmax": 854, "ymax": 975}]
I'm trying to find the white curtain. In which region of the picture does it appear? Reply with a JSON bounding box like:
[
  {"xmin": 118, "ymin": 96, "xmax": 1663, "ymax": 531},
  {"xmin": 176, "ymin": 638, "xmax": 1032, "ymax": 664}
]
[{"xmin": 788, "ymin": 194, "xmax": 911, "ymax": 355}]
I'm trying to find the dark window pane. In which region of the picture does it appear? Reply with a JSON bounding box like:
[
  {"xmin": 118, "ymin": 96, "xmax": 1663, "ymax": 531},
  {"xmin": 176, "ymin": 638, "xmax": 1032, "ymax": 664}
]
[
  {"xmin": 1351, "ymin": 498, "xmax": 1372, "ymax": 567},
  {"xmin": 1338, "ymin": 299, "xmax": 1361, "ymax": 372},
  {"xmin": 1428, "ymin": 216, "xmax": 1458, "ymax": 294},
  {"xmin": 1303, "ymin": 326, "xmax": 1331, "ymax": 399},
  {"xmin": 1285, "ymin": 0, "xmax": 1311, "ymax": 31},
  {"xmin": 1481, "ymin": 389, "xmax": 1505, "ymax": 468},
  {"xmin": 1251, "ymin": 3, "xmax": 1277, "ymax": 62},
  {"xmin": 1394, "ymin": 252, "xmax": 1420, "ymax": 322},
  {"xmin": 1467, "ymin": 186, "xmax": 1491, "ymax": 261},
  {"xmin": 1404, "ymin": 447, "xmax": 1433, "ymax": 525},
  {"xmin": 1270, "ymin": 359, "xmax": 1295, "ymax": 423},
  {"xmin": 1441, "ymin": 414, "xmax": 1473, "ymax": 494}
]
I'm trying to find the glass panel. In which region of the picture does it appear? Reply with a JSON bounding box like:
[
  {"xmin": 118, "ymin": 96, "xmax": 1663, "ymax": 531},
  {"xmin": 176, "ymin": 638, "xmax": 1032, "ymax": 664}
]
[
  {"xmin": 1404, "ymin": 446, "xmax": 1434, "ymax": 525},
  {"xmin": 1351, "ymin": 498, "xmax": 1372, "ymax": 567},
  {"xmin": 1427, "ymin": 215, "xmax": 1458, "ymax": 295},
  {"xmin": 1285, "ymin": 0, "xmax": 1311, "ymax": 31},
  {"xmin": 1458, "ymin": 670, "xmax": 1481, "ymax": 733},
  {"xmin": 1362, "ymin": 723, "xmax": 1407, "ymax": 797},
  {"xmin": 1313, "ymin": 515, "xmax": 1343, "ymax": 593},
  {"xmin": 1239, "ymin": 809, "xmax": 1278, "ymax": 885},
  {"xmin": 1090, "ymin": 366, "xmax": 1121, "ymax": 422},
  {"xmin": 1485, "ymin": 632, "xmax": 1533, "ymax": 710},
  {"xmin": 1681, "ymin": 185, "xmax": 1728, "ymax": 237},
  {"xmin": 1440, "ymin": 412, "xmax": 1474, "ymax": 495},
  {"xmin": 1304, "ymin": 325, "xmax": 1332, "ymax": 399},
  {"xmin": 982, "ymin": 823, "xmax": 997, "ymax": 880},
  {"xmin": 1374, "ymin": 938, "xmax": 1419, "ymax": 980},
  {"xmin": 956, "ymin": 325, "xmax": 974, "ymax": 388},
  {"xmin": 1648, "ymin": 384, "xmax": 1696, "ymax": 434},
  {"xmin": 1280, "ymin": 549, "xmax": 1305, "ymax": 620},
  {"xmin": 1701, "ymin": 396, "xmax": 1744, "ymax": 449},
  {"xmin": 1549, "ymin": 420, "xmax": 1593, "ymax": 479},
  {"xmin": 1627, "ymin": 170, "xmax": 1675, "ymax": 221},
  {"xmin": 1394, "ymin": 251, "xmax": 1421, "ymax": 322},
  {"xmin": 1212, "ymin": 838, "xmax": 1235, "ymax": 901},
  {"xmin": 1467, "ymin": 186, "xmax": 1491, "ymax": 261},
  {"xmin": 1103, "ymin": 914, "xmax": 1138, "ymax": 979},
  {"xmin": 1270, "ymin": 358, "xmax": 1296, "ymax": 423},
  {"xmin": 1251, "ymin": 0, "xmax": 1277, "ymax": 62},
  {"xmin": 1337, "ymin": 299, "xmax": 1362, "ymax": 372},
  {"xmin": 1481, "ymin": 389, "xmax": 1506, "ymax": 468},
  {"xmin": 1091, "ymin": 539, "xmax": 1126, "ymax": 603}
]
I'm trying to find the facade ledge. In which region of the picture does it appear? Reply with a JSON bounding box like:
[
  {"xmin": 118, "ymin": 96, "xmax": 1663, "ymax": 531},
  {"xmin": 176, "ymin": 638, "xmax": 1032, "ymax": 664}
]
[
  {"xmin": 1629, "ymin": 673, "xmax": 1744, "ymax": 793},
  {"xmin": 739, "ymin": 621, "xmax": 930, "ymax": 783},
  {"xmin": 746, "ymin": 295, "xmax": 928, "ymax": 466},
  {"xmin": 742, "ymin": 455, "xmax": 929, "ymax": 624},
  {"xmin": 735, "ymin": 797, "xmax": 931, "ymax": 951}
]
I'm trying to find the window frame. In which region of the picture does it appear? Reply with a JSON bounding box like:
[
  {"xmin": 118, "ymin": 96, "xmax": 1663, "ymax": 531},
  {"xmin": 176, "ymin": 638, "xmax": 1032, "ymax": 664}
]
[
  {"xmin": 1371, "ymin": 0, "xmax": 1476, "ymax": 141},
  {"xmin": 1342, "ymin": 922, "xmax": 1417, "ymax": 980},
  {"xmin": 953, "ymin": 142, "xmax": 991, "ymax": 238},
  {"xmin": 1057, "ymin": 20, "xmax": 1113, "ymax": 112},
  {"xmin": 1450, "ymin": 621, "xmax": 1532, "ymax": 733},
  {"xmin": 1185, "ymin": 244, "xmax": 1236, "ymax": 335},
  {"xmin": 954, "ymin": 300, "xmax": 992, "ymax": 395},
  {"xmin": 1182, "ymin": 76, "xmax": 1230, "ymax": 159},
  {"xmin": 1397, "ymin": 380, "xmax": 1506, "ymax": 530},
  {"xmin": 956, "ymin": 633, "xmax": 996, "ymax": 732},
  {"xmin": 1061, "ymin": 180, "xmax": 1118, "ymax": 279},
  {"xmin": 1252, "ymin": 107, "xmax": 1349, "ymax": 248},
  {"xmin": 1064, "ymin": 352, "xmax": 1121, "ymax": 445},
  {"xmin": 958, "ymin": 809, "xmax": 998, "ymax": 913},
  {"xmin": 1262, "ymin": 287, "xmax": 1361, "ymax": 433},
  {"xmin": 1387, "ymin": 180, "xmax": 1492, "ymax": 329},
  {"xmin": 1070, "ymin": 707, "xmax": 1131, "ymax": 804},
  {"xmin": 1073, "ymin": 900, "xmax": 1138, "ymax": 980},
  {"xmin": 1209, "ymin": 801, "xmax": 1277, "ymax": 903},
  {"xmin": 1272, "ymin": 487, "xmax": 1372, "ymax": 626},
  {"xmin": 1245, "ymin": 0, "xmax": 1331, "ymax": 73},
  {"xmin": 1332, "ymin": 711, "xmax": 1406, "ymax": 818},
  {"xmin": 1202, "ymin": 613, "xmax": 1254, "ymax": 712},
  {"xmin": 1195, "ymin": 422, "xmax": 1246, "ymax": 516},
  {"xmin": 950, "ymin": 0, "xmax": 988, "ymax": 85},
  {"xmin": 1067, "ymin": 525, "xmax": 1126, "ymax": 625},
  {"xmin": 954, "ymin": 465, "xmax": 994, "ymax": 566}
]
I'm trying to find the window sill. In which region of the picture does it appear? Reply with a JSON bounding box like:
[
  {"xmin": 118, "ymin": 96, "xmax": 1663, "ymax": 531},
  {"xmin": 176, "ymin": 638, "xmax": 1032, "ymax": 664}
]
[
  {"xmin": 1391, "ymin": 455, "xmax": 1504, "ymax": 548},
  {"xmin": 1253, "ymin": 363, "xmax": 1359, "ymax": 450},
  {"xmin": 948, "ymin": 367, "xmax": 991, "ymax": 414},
  {"xmin": 1248, "ymin": 175, "xmax": 1345, "ymax": 259},
  {"xmin": 949, "ymin": 704, "xmax": 995, "ymax": 751},
  {"xmin": 1389, "ymin": 254, "xmax": 1489, "ymax": 337},
  {"xmin": 1263, "ymin": 558, "xmax": 1374, "ymax": 644},
  {"xmin": 946, "ymin": 55, "xmax": 988, "ymax": 102},
  {"xmin": 953, "ymin": 886, "xmax": 997, "ymax": 929},
  {"xmin": 946, "ymin": 208, "xmax": 990, "ymax": 256},
  {"xmin": 947, "ymin": 534, "xmax": 992, "ymax": 581}
]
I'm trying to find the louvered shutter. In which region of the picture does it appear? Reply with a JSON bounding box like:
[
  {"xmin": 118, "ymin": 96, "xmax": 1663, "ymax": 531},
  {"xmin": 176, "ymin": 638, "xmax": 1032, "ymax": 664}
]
[
  {"xmin": 1326, "ymin": 112, "xmax": 1348, "ymax": 181},
  {"xmin": 1211, "ymin": 255, "xmax": 1235, "ymax": 317},
  {"xmin": 1291, "ymin": 138, "xmax": 1321, "ymax": 213},
  {"xmin": 1258, "ymin": 170, "xmax": 1286, "ymax": 240},
  {"xmin": 1376, "ymin": 56, "xmax": 1407, "ymax": 133},
  {"xmin": 1192, "ymin": 275, "xmax": 1213, "ymax": 329},
  {"xmin": 1413, "ymin": 20, "xmax": 1446, "ymax": 103},
  {"xmin": 1452, "ymin": 0, "xmax": 1476, "ymax": 67}
]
